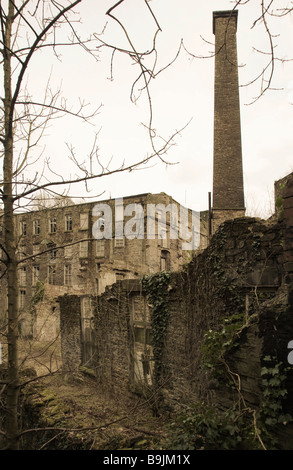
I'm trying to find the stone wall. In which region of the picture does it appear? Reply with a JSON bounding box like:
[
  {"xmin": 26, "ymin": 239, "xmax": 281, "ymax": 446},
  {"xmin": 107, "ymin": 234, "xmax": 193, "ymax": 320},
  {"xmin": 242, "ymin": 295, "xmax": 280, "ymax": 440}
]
[
  {"xmin": 59, "ymin": 295, "xmax": 82, "ymax": 372},
  {"xmin": 163, "ymin": 215, "xmax": 286, "ymax": 406},
  {"xmin": 59, "ymin": 174, "xmax": 293, "ymax": 447}
]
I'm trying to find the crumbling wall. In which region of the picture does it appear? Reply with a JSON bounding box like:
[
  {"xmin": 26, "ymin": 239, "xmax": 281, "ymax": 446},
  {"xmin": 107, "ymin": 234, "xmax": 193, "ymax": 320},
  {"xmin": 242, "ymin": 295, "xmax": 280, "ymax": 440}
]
[
  {"xmin": 166, "ymin": 215, "xmax": 284, "ymax": 393},
  {"xmin": 59, "ymin": 174, "xmax": 293, "ymax": 447}
]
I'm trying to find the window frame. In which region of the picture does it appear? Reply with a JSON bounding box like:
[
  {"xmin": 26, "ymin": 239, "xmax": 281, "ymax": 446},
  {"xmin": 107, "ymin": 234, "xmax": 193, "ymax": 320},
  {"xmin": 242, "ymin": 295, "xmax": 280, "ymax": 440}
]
[
  {"xmin": 64, "ymin": 264, "xmax": 72, "ymax": 286},
  {"xmin": 65, "ymin": 214, "xmax": 73, "ymax": 232},
  {"xmin": 48, "ymin": 265, "xmax": 56, "ymax": 285},
  {"xmin": 33, "ymin": 219, "xmax": 40, "ymax": 235},
  {"xmin": 79, "ymin": 240, "xmax": 88, "ymax": 258},
  {"xmin": 49, "ymin": 217, "xmax": 57, "ymax": 233}
]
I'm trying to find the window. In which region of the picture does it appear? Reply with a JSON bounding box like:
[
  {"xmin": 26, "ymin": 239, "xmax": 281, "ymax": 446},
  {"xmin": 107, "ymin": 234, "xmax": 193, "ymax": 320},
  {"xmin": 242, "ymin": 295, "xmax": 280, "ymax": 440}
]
[
  {"xmin": 65, "ymin": 214, "xmax": 72, "ymax": 231},
  {"xmin": 19, "ymin": 267, "xmax": 26, "ymax": 286},
  {"xmin": 33, "ymin": 219, "xmax": 40, "ymax": 235},
  {"xmin": 48, "ymin": 265, "xmax": 56, "ymax": 285},
  {"xmin": 160, "ymin": 251, "xmax": 169, "ymax": 272},
  {"xmin": 80, "ymin": 213, "xmax": 89, "ymax": 230},
  {"xmin": 159, "ymin": 228, "xmax": 169, "ymax": 249},
  {"xmin": 64, "ymin": 264, "xmax": 72, "ymax": 286},
  {"xmin": 49, "ymin": 217, "xmax": 57, "ymax": 233},
  {"xmin": 114, "ymin": 237, "xmax": 124, "ymax": 248},
  {"xmin": 96, "ymin": 239, "xmax": 105, "ymax": 257},
  {"xmin": 79, "ymin": 240, "xmax": 88, "ymax": 258},
  {"xmin": 18, "ymin": 247, "xmax": 25, "ymax": 261},
  {"xmin": 33, "ymin": 244, "xmax": 40, "ymax": 257},
  {"xmin": 48, "ymin": 243, "xmax": 57, "ymax": 260},
  {"xmin": 19, "ymin": 290, "xmax": 26, "ymax": 308},
  {"xmin": 64, "ymin": 245, "xmax": 72, "ymax": 258},
  {"xmin": 20, "ymin": 220, "xmax": 27, "ymax": 236},
  {"xmin": 32, "ymin": 266, "xmax": 40, "ymax": 285}
]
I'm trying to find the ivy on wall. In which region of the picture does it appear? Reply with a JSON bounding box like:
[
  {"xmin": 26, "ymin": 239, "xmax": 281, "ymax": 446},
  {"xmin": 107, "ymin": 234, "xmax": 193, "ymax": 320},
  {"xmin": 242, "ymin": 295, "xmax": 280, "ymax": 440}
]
[{"xmin": 142, "ymin": 272, "xmax": 170, "ymax": 386}]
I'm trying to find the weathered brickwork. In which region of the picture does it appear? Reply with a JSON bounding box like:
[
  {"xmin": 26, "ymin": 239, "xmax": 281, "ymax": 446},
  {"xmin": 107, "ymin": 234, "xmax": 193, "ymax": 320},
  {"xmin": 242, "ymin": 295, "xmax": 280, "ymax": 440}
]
[{"xmin": 212, "ymin": 10, "xmax": 245, "ymax": 232}]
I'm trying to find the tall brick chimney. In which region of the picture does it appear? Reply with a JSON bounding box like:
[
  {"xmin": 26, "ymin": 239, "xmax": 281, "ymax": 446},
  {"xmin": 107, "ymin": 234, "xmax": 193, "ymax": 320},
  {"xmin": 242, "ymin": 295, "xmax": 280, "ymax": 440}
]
[{"xmin": 212, "ymin": 10, "xmax": 245, "ymax": 233}]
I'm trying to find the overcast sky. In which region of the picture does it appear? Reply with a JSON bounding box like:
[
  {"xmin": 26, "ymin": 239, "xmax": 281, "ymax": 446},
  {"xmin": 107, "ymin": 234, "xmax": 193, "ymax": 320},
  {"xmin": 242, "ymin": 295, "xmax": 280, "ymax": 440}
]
[{"xmin": 20, "ymin": 0, "xmax": 293, "ymax": 218}]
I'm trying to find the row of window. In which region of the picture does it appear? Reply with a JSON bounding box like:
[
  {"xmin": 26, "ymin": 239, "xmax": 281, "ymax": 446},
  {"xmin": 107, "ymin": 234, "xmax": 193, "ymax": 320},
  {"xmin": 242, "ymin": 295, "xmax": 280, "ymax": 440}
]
[
  {"xmin": 18, "ymin": 265, "xmax": 71, "ymax": 307},
  {"xmin": 17, "ymin": 238, "xmax": 115, "ymax": 286},
  {"xmin": 18, "ymin": 250, "xmax": 167, "ymax": 288},
  {"xmin": 18, "ymin": 268, "xmax": 128, "ymax": 308},
  {"xmin": 19, "ymin": 264, "xmax": 72, "ymax": 287},
  {"xmin": 27, "ymin": 238, "xmax": 123, "ymax": 260},
  {"xmin": 19, "ymin": 213, "xmax": 89, "ymax": 236}
]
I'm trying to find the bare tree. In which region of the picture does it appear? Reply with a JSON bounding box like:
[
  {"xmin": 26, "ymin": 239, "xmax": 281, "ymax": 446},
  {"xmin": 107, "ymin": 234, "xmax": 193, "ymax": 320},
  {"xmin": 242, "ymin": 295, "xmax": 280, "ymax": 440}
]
[
  {"xmin": 0, "ymin": 0, "xmax": 292, "ymax": 450},
  {"xmin": 0, "ymin": 0, "xmax": 185, "ymax": 450}
]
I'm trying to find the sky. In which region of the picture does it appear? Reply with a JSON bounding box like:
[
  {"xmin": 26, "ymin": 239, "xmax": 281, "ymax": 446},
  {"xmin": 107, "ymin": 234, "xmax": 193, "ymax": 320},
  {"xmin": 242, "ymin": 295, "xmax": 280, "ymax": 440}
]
[{"xmin": 14, "ymin": 0, "xmax": 293, "ymax": 218}]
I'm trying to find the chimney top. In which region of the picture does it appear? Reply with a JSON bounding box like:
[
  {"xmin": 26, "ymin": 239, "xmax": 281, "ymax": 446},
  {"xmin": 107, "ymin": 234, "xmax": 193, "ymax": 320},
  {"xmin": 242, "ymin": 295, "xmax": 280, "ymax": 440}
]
[{"xmin": 213, "ymin": 10, "xmax": 238, "ymax": 35}]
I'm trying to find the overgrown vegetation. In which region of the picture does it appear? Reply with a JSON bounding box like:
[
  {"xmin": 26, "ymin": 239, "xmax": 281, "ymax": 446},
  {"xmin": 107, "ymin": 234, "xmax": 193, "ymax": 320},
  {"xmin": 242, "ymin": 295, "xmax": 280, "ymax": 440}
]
[
  {"xmin": 259, "ymin": 356, "xmax": 292, "ymax": 448},
  {"xmin": 164, "ymin": 403, "xmax": 259, "ymax": 450},
  {"xmin": 31, "ymin": 281, "xmax": 45, "ymax": 306},
  {"xmin": 142, "ymin": 272, "xmax": 170, "ymax": 386},
  {"xmin": 200, "ymin": 312, "xmax": 246, "ymax": 377},
  {"xmin": 164, "ymin": 328, "xmax": 292, "ymax": 450}
]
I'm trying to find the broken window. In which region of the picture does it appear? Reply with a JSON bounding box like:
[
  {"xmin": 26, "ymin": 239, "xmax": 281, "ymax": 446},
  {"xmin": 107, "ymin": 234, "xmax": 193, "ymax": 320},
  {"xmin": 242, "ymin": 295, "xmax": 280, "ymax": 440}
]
[
  {"xmin": 33, "ymin": 219, "xmax": 40, "ymax": 235},
  {"xmin": 65, "ymin": 214, "xmax": 72, "ymax": 231},
  {"xmin": 160, "ymin": 250, "xmax": 170, "ymax": 271},
  {"xmin": 20, "ymin": 220, "xmax": 27, "ymax": 236},
  {"xmin": 32, "ymin": 265, "xmax": 40, "ymax": 285},
  {"xmin": 48, "ymin": 265, "xmax": 56, "ymax": 285},
  {"xmin": 49, "ymin": 217, "xmax": 57, "ymax": 233},
  {"xmin": 19, "ymin": 290, "xmax": 26, "ymax": 308},
  {"xmin": 64, "ymin": 264, "xmax": 72, "ymax": 286}
]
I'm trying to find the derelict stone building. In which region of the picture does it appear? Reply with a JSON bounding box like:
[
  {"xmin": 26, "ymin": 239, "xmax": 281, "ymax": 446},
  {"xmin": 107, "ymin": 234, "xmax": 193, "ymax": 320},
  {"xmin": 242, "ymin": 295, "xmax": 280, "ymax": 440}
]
[
  {"xmin": 0, "ymin": 192, "xmax": 205, "ymax": 338},
  {"xmin": 0, "ymin": 9, "xmax": 246, "ymax": 338}
]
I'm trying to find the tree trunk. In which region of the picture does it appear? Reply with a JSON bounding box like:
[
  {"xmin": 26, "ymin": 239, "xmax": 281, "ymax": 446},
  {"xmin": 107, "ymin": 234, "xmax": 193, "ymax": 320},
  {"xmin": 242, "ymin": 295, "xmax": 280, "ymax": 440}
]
[{"xmin": 3, "ymin": 1, "xmax": 20, "ymax": 450}]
